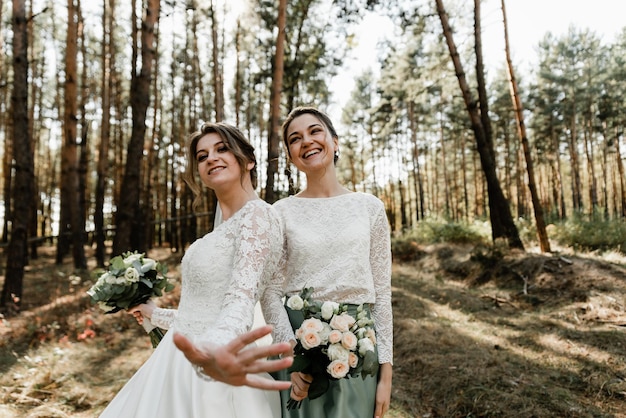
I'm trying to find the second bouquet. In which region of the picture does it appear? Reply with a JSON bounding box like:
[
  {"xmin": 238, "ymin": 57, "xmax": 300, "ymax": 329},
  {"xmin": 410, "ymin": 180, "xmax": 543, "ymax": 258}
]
[
  {"xmin": 87, "ymin": 251, "xmax": 175, "ymax": 347},
  {"xmin": 285, "ymin": 287, "xmax": 378, "ymax": 410}
]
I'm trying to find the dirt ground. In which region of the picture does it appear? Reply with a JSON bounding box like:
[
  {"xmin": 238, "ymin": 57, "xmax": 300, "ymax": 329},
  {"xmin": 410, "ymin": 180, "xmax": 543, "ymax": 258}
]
[{"xmin": 1, "ymin": 243, "xmax": 625, "ymax": 417}]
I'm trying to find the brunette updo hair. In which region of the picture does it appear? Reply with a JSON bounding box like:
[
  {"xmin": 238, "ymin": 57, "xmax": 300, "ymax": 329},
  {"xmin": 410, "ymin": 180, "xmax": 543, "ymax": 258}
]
[
  {"xmin": 281, "ymin": 106, "xmax": 339, "ymax": 164},
  {"xmin": 184, "ymin": 122, "xmax": 257, "ymax": 210}
]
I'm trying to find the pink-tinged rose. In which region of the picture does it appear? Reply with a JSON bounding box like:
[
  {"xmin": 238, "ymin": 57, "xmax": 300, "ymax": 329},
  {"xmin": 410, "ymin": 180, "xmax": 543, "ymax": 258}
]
[
  {"xmin": 295, "ymin": 327, "xmax": 303, "ymax": 339},
  {"xmin": 329, "ymin": 313, "xmax": 356, "ymax": 332},
  {"xmin": 327, "ymin": 359, "xmax": 350, "ymax": 379},
  {"xmin": 301, "ymin": 330, "xmax": 322, "ymax": 350},
  {"xmin": 348, "ymin": 352, "xmax": 359, "ymax": 368},
  {"xmin": 341, "ymin": 331, "xmax": 358, "ymax": 350},
  {"xmin": 301, "ymin": 318, "xmax": 325, "ymax": 333},
  {"xmin": 365, "ymin": 328, "xmax": 377, "ymax": 345},
  {"xmin": 327, "ymin": 343, "xmax": 350, "ymax": 361},
  {"xmin": 328, "ymin": 330, "xmax": 343, "ymax": 344}
]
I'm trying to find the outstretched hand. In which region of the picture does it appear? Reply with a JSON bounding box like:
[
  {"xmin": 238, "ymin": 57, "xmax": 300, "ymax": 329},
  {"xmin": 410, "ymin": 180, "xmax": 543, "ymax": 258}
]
[{"xmin": 173, "ymin": 325, "xmax": 293, "ymax": 391}]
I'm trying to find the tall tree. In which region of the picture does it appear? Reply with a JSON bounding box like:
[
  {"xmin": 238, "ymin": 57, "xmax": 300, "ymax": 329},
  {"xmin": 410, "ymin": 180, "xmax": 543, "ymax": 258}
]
[
  {"xmin": 263, "ymin": 0, "xmax": 286, "ymax": 203},
  {"xmin": 209, "ymin": 0, "xmax": 224, "ymax": 121},
  {"xmin": 56, "ymin": 0, "xmax": 86, "ymax": 268},
  {"xmin": 112, "ymin": 0, "xmax": 160, "ymax": 255},
  {"xmin": 435, "ymin": 0, "xmax": 523, "ymax": 249},
  {"xmin": 501, "ymin": 0, "xmax": 551, "ymax": 252},
  {"xmin": 1, "ymin": 0, "xmax": 34, "ymax": 315},
  {"xmin": 94, "ymin": 0, "xmax": 115, "ymax": 266}
]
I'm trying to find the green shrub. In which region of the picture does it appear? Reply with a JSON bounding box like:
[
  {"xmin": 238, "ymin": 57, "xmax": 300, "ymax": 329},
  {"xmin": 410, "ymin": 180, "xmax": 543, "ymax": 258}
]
[
  {"xmin": 551, "ymin": 218, "xmax": 626, "ymax": 254},
  {"xmin": 391, "ymin": 218, "xmax": 489, "ymax": 260}
]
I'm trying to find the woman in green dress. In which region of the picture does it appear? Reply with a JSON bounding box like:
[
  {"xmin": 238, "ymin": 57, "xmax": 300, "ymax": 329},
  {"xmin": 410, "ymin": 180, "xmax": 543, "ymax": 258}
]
[{"xmin": 262, "ymin": 106, "xmax": 393, "ymax": 418}]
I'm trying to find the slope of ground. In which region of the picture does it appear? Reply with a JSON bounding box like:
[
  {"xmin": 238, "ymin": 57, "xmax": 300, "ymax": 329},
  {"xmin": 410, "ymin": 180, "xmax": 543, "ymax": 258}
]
[{"xmin": 0, "ymin": 244, "xmax": 625, "ymax": 417}]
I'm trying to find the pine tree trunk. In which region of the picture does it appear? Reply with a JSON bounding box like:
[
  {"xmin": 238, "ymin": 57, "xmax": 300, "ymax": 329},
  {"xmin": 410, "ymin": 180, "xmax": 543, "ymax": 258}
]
[
  {"xmin": 264, "ymin": 0, "xmax": 286, "ymax": 203},
  {"xmin": 501, "ymin": 0, "xmax": 550, "ymax": 252},
  {"xmin": 1, "ymin": 0, "xmax": 33, "ymax": 315},
  {"xmin": 436, "ymin": 0, "xmax": 523, "ymax": 249},
  {"xmin": 113, "ymin": 0, "xmax": 160, "ymax": 255}
]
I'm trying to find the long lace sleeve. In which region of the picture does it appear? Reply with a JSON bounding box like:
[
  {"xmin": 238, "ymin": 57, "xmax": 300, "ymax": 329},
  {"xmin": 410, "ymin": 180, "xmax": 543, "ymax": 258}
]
[
  {"xmin": 199, "ymin": 204, "xmax": 282, "ymax": 346},
  {"xmin": 260, "ymin": 243, "xmax": 295, "ymax": 345},
  {"xmin": 150, "ymin": 307, "xmax": 177, "ymax": 330},
  {"xmin": 369, "ymin": 200, "xmax": 394, "ymax": 365}
]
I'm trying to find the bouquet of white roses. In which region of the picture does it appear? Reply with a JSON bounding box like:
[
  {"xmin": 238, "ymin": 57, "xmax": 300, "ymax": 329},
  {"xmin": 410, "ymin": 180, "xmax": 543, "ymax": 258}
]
[
  {"xmin": 285, "ymin": 287, "xmax": 378, "ymax": 409},
  {"xmin": 87, "ymin": 251, "xmax": 174, "ymax": 347}
]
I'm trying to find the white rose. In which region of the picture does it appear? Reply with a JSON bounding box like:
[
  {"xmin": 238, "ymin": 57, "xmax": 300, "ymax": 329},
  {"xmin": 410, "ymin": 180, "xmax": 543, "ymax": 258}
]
[
  {"xmin": 318, "ymin": 323, "xmax": 332, "ymax": 344},
  {"xmin": 327, "ymin": 343, "xmax": 350, "ymax": 361},
  {"xmin": 124, "ymin": 266, "xmax": 140, "ymax": 282},
  {"xmin": 140, "ymin": 258, "xmax": 157, "ymax": 273},
  {"xmin": 321, "ymin": 301, "xmax": 339, "ymax": 320},
  {"xmin": 286, "ymin": 295, "xmax": 304, "ymax": 310},
  {"xmin": 123, "ymin": 253, "xmax": 143, "ymax": 266},
  {"xmin": 358, "ymin": 337, "xmax": 375, "ymax": 356},
  {"xmin": 327, "ymin": 359, "xmax": 350, "ymax": 379}
]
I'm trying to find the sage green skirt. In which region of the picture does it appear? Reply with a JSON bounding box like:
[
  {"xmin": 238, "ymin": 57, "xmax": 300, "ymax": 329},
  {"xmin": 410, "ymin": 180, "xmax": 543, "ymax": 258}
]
[{"xmin": 273, "ymin": 304, "xmax": 380, "ymax": 418}]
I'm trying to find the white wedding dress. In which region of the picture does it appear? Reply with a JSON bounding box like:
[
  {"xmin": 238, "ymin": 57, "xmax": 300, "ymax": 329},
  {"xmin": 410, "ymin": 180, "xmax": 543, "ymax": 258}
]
[{"xmin": 99, "ymin": 199, "xmax": 282, "ymax": 418}]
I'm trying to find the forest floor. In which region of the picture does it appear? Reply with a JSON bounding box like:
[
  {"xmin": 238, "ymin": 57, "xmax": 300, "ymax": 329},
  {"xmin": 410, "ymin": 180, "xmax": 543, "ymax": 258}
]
[{"xmin": 0, "ymin": 243, "xmax": 625, "ymax": 417}]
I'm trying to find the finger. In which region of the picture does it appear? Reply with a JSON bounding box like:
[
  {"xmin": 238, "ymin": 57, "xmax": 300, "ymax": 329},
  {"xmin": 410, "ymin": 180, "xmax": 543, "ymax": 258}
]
[
  {"xmin": 291, "ymin": 387, "xmax": 306, "ymax": 401},
  {"xmin": 242, "ymin": 356, "xmax": 294, "ymax": 375},
  {"xmin": 297, "ymin": 372, "xmax": 312, "ymax": 385},
  {"xmin": 173, "ymin": 333, "xmax": 207, "ymax": 365},
  {"xmin": 374, "ymin": 401, "xmax": 388, "ymax": 418},
  {"xmin": 225, "ymin": 325, "xmax": 274, "ymax": 352},
  {"xmin": 237, "ymin": 341, "xmax": 293, "ymax": 364},
  {"xmin": 245, "ymin": 374, "xmax": 292, "ymax": 391}
]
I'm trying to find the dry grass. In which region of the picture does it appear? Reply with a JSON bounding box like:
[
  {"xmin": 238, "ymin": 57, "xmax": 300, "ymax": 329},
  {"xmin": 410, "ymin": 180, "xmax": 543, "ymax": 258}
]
[{"xmin": 1, "ymin": 244, "xmax": 626, "ymax": 417}]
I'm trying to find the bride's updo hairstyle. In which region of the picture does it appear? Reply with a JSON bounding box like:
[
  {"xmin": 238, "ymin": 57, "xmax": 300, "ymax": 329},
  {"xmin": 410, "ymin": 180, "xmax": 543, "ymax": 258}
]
[{"xmin": 184, "ymin": 122, "xmax": 258, "ymax": 210}]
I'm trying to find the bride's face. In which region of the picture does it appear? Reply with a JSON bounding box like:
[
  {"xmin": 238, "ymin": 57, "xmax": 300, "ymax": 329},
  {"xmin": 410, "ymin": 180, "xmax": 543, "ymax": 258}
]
[{"xmin": 195, "ymin": 133, "xmax": 252, "ymax": 191}]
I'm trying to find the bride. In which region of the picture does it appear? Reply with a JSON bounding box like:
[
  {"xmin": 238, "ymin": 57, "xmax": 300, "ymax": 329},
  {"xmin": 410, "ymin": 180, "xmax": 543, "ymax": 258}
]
[{"xmin": 99, "ymin": 122, "xmax": 284, "ymax": 418}]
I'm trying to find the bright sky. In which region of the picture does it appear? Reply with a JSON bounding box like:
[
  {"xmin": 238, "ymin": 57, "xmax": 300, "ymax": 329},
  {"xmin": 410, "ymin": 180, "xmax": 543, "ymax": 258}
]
[{"xmin": 329, "ymin": 0, "xmax": 625, "ymax": 112}]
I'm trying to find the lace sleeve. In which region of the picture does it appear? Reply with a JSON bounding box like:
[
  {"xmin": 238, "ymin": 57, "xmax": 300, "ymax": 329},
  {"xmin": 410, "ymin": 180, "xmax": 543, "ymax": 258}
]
[
  {"xmin": 369, "ymin": 200, "xmax": 394, "ymax": 365},
  {"xmin": 200, "ymin": 204, "xmax": 283, "ymax": 346},
  {"xmin": 260, "ymin": 241, "xmax": 295, "ymax": 345},
  {"xmin": 150, "ymin": 307, "xmax": 177, "ymax": 330}
]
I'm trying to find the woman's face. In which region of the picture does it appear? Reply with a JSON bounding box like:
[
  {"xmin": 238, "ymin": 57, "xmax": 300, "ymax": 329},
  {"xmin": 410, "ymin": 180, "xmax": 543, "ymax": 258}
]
[
  {"xmin": 195, "ymin": 133, "xmax": 252, "ymax": 191},
  {"xmin": 285, "ymin": 113, "xmax": 338, "ymax": 173}
]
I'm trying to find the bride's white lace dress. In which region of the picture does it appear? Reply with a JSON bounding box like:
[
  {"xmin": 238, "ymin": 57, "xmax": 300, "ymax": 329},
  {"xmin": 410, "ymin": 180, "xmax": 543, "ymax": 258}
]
[{"xmin": 99, "ymin": 200, "xmax": 282, "ymax": 418}]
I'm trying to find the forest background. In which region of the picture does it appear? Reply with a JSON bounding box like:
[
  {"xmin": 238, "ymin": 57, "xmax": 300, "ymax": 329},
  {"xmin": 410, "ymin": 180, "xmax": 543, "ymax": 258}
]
[{"xmin": 1, "ymin": 0, "xmax": 626, "ymax": 416}]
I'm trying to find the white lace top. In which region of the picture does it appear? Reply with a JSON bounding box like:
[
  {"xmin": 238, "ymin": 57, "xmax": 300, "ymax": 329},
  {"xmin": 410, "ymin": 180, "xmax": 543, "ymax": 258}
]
[
  {"xmin": 150, "ymin": 199, "xmax": 283, "ymax": 346},
  {"xmin": 261, "ymin": 192, "xmax": 393, "ymax": 364}
]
